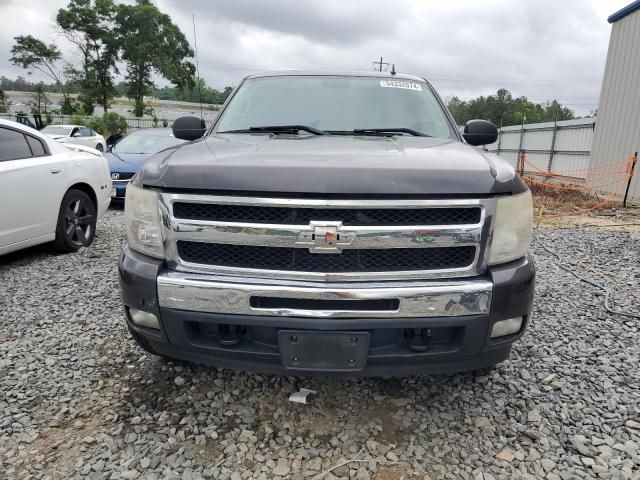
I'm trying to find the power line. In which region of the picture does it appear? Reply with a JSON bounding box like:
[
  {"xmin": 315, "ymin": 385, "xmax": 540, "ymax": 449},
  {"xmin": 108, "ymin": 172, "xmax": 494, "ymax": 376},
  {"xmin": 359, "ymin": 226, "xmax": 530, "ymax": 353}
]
[{"xmin": 372, "ymin": 57, "xmax": 389, "ymax": 72}]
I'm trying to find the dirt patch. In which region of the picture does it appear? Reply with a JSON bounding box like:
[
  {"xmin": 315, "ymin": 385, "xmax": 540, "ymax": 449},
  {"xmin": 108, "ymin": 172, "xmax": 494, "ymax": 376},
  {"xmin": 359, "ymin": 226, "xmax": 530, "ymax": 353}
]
[
  {"xmin": 373, "ymin": 465, "xmax": 417, "ymax": 479},
  {"xmin": 368, "ymin": 403, "xmax": 402, "ymax": 446},
  {"xmin": 526, "ymin": 179, "xmax": 640, "ymax": 233},
  {"xmin": 19, "ymin": 412, "xmax": 105, "ymax": 478}
]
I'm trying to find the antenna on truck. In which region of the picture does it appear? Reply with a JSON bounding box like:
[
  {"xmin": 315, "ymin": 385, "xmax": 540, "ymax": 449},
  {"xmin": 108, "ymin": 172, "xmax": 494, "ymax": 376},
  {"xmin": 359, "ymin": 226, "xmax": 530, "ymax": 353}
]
[{"xmin": 192, "ymin": 13, "xmax": 204, "ymax": 121}]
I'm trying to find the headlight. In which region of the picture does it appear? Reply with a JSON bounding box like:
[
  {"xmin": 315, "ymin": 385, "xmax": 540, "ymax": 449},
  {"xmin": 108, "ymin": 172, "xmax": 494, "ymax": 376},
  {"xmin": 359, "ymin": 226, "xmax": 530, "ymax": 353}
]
[
  {"xmin": 488, "ymin": 190, "xmax": 533, "ymax": 265},
  {"xmin": 124, "ymin": 184, "xmax": 164, "ymax": 258}
]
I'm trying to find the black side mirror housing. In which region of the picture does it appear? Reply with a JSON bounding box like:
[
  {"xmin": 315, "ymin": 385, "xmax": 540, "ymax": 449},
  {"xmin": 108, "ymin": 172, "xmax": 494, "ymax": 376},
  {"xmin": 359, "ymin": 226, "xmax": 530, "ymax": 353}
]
[
  {"xmin": 173, "ymin": 116, "xmax": 206, "ymax": 141},
  {"xmin": 463, "ymin": 119, "xmax": 498, "ymax": 146}
]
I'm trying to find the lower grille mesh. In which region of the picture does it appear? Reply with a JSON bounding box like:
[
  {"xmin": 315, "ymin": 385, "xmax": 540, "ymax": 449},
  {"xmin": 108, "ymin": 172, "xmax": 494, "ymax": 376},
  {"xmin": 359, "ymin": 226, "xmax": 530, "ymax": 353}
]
[{"xmin": 177, "ymin": 241, "xmax": 476, "ymax": 272}]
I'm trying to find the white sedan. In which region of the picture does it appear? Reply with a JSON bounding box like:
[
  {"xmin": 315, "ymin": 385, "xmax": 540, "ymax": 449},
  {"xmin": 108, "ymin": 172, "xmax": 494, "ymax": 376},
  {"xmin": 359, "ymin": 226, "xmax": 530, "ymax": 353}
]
[
  {"xmin": 41, "ymin": 124, "xmax": 107, "ymax": 152},
  {"xmin": 0, "ymin": 119, "xmax": 112, "ymax": 256}
]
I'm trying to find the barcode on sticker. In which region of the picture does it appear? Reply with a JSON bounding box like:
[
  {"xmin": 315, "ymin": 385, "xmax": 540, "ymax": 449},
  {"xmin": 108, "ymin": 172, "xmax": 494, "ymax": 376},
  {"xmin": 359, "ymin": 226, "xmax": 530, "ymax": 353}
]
[{"xmin": 380, "ymin": 80, "xmax": 422, "ymax": 91}]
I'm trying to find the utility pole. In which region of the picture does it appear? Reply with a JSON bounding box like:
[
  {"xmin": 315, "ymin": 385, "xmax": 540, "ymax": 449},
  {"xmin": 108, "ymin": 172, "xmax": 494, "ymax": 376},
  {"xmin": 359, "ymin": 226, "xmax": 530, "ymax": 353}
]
[{"xmin": 372, "ymin": 57, "xmax": 389, "ymax": 72}]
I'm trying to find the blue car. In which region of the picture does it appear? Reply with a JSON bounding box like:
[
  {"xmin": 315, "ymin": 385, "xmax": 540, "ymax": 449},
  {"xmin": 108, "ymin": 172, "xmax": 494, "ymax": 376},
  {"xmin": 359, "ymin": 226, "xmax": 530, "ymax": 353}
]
[{"xmin": 106, "ymin": 128, "xmax": 188, "ymax": 201}]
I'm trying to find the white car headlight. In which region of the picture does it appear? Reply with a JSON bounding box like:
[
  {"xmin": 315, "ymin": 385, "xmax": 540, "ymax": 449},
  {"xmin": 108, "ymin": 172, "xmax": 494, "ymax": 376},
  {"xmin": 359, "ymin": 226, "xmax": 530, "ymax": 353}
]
[
  {"xmin": 125, "ymin": 184, "xmax": 164, "ymax": 258},
  {"xmin": 488, "ymin": 190, "xmax": 533, "ymax": 265}
]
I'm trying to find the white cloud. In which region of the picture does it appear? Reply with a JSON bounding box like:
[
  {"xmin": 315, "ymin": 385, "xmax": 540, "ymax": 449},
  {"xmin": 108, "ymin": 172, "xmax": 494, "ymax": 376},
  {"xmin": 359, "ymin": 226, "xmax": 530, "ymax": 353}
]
[{"xmin": 0, "ymin": 0, "xmax": 633, "ymax": 115}]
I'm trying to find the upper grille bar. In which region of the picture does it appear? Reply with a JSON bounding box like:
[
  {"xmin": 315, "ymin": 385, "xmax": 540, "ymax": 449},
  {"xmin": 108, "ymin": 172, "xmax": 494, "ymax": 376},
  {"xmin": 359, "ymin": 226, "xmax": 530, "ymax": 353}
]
[{"xmin": 173, "ymin": 202, "xmax": 482, "ymax": 226}]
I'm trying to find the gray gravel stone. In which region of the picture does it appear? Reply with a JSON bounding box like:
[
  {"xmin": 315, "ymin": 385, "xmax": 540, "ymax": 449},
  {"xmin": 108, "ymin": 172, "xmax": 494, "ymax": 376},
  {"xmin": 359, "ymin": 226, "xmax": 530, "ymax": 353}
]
[{"xmin": 1, "ymin": 210, "xmax": 639, "ymax": 480}]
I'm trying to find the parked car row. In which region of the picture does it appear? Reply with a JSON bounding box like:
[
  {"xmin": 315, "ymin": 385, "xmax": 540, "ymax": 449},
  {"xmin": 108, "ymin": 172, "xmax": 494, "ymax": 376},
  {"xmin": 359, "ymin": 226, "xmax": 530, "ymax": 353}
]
[
  {"xmin": 0, "ymin": 118, "xmax": 182, "ymax": 256},
  {"xmin": 105, "ymin": 128, "xmax": 186, "ymax": 201},
  {"xmin": 0, "ymin": 119, "xmax": 112, "ymax": 255}
]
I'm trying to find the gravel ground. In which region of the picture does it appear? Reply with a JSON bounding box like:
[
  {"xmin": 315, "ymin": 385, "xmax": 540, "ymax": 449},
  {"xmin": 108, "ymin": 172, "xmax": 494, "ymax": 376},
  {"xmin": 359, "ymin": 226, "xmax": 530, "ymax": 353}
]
[{"xmin": 1, "ymin": 209, "xmax": 639, "ymax": 480}]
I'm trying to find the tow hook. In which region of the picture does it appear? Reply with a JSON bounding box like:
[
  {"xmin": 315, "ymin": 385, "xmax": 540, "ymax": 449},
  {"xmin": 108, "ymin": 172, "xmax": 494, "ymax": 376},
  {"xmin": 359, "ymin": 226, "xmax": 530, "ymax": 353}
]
[
  {"xmin": 404, "ymin": 328, "xmax": 432, "ymax": 352},
  {"xmin": 218, "ymin": 324, "xmax": 246, "ymax": 346}
]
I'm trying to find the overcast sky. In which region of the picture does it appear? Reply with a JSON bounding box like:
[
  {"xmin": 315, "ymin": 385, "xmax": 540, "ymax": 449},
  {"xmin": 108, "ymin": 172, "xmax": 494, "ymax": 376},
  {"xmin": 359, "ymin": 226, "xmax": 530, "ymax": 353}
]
[{"xmin": 0, "ymin": 0, "xmax": 631, "ymax": 115}]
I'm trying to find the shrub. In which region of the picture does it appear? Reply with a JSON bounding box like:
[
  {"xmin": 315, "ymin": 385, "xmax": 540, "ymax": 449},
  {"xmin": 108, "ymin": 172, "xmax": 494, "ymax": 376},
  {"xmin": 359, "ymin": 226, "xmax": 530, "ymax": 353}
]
[
  {"xmin": 69, "ymin": 114, "xmax": 87, "ymax": 126},
  {"xmin": 86, "ymin": 117, "xmax": 105, "ymax": 135},
  {"xmin": 102, "ymin": 112, "xmax": 128, "ymax": 138}
]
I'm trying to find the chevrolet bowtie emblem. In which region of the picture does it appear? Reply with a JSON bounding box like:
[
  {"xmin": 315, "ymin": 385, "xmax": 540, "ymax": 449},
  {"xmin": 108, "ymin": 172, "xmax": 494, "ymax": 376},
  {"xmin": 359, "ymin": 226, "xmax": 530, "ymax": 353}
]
[{"xmin": 296, "ymin": 222, "xmax": 356, "ymax": 253}]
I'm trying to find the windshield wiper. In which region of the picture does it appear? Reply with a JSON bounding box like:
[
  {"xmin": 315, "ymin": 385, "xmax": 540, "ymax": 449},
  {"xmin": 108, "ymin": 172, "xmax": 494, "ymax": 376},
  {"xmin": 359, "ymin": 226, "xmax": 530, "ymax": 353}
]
[
  {"xmin": 327, "ymin": 128, "xmax": 429, "ymax": 137},
  {"xmin": 219, "ymin": 125, "xmax": 326, "ymax": 135}
]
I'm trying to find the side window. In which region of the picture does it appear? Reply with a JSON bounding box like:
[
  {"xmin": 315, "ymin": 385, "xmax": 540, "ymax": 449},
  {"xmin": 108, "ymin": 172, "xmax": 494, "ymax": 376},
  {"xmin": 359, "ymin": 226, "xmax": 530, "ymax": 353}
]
[
  {"xmin": 71, "ymin": 127, "xmax": 80, "ymax": 137},
  {"xmin": 0, "ymin": 128, "xmax": 32, "ymax": 162},
  {"xmin": 26, "ymin": 135, "xmax": 47, "ymax": 156},
  {"xmin": 81, "ymin": 127, "xmax": 92, "ymax": 137}
]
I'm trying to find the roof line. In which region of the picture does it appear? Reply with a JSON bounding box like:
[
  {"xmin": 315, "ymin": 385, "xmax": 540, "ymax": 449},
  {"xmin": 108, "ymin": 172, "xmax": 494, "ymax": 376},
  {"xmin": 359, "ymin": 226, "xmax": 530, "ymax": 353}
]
[{"xmin": 608, "ymin": 0, "xmax": 640, "ymax": 23}]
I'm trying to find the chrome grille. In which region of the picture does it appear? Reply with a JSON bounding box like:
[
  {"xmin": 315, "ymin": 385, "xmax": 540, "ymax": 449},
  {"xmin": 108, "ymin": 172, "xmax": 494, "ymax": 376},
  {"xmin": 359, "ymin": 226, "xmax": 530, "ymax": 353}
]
[
  {"xmin": 173, "ymin": 202, "xmax": 482, "ymax": 226},
  {"xmin": 159, "ymin": 194, "xmax": 495, "ymax": 282},
  {"xmin": 177, "ymin": 241, "xmax": 476, "ymax": 272}
]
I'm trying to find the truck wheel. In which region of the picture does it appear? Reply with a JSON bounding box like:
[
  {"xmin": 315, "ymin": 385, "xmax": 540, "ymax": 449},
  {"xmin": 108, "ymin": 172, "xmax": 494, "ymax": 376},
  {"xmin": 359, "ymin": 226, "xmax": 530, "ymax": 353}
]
[
  {"xmin": 127, "ymin": 324, "xmax": 161, "ymax": 356},
  {"xmin": 54, "ymin": 189, "xmax": 97, "ymax": 252}
]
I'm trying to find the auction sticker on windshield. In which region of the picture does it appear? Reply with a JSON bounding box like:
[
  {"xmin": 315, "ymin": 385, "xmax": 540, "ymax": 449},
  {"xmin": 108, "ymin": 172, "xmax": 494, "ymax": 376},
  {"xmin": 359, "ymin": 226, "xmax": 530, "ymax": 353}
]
[{"xmin": 380, "ymin": 80, "xmax": 422, "ymax": 91}]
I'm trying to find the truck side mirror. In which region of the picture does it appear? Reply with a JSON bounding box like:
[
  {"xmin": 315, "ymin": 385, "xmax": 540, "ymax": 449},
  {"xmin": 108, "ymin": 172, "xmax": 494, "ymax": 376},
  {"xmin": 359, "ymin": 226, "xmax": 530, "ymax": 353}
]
[
  {"xmin": 463, "ymin": 119, "xmax": 498, "ymax": 146},
  {"xmin": 173, "ymin": 116, "xmax": 206, "ymax": 141}
]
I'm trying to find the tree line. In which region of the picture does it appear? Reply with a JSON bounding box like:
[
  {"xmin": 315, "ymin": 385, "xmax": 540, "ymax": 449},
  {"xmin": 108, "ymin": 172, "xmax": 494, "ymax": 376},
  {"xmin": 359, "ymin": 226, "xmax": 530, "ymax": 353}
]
[
  {"xmin": 0, "ymin": 76, "xmax": 233, "ymax": 106},
  {"xmin": 7, "ymin": 0, "xmax": 219, "ymax": 117},
  {"xmin": 447, "ymin": 88, "xmax": 578, "ymax": 127}
]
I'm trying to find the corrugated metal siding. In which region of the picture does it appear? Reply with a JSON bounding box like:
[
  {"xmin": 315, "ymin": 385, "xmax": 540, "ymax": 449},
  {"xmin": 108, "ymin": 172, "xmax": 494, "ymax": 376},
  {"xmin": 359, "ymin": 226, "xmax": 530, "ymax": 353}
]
[
  {"xmin": 590, "ymin": 10, "xmax": 640, "ymax": 200},
  {"xmin": 487, "ymin": 118, "xmax": 596, "ymax": 178}
]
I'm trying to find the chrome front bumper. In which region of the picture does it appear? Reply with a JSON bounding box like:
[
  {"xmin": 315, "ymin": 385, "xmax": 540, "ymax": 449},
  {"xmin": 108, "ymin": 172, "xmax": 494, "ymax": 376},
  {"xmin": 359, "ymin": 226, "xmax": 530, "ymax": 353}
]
[{"xmin": 157, "ymin": 272, "xmax": 493, "ymax": 318}]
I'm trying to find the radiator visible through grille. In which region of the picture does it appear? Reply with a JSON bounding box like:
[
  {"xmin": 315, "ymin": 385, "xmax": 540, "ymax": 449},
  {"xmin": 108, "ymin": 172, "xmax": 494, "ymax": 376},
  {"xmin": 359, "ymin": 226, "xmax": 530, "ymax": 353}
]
[
  {"xmin": 172, "ymin": 203, "xmax": 482, "ymax": 226},
  {"xmin": 177, "ymin": 241, "xmax": 476, "ymax": 272}
]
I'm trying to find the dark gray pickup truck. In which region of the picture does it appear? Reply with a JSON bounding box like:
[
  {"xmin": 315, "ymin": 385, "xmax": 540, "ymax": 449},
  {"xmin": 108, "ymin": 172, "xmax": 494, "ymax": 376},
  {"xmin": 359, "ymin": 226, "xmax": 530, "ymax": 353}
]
[{"xmin": 118, "ymin": 71, "xmax": 535, "ymax": 376}]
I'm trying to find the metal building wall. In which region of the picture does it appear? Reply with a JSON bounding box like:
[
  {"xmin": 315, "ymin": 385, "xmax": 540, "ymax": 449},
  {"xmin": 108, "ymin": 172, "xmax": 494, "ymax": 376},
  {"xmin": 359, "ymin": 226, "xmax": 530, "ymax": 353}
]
[
  {"xmin": 486, "ymin": 118, "xmax": 596, "ymax": 179},
  {"xmin": 589, "ymin": 9, "xmax": 640, "ymax": 201}
]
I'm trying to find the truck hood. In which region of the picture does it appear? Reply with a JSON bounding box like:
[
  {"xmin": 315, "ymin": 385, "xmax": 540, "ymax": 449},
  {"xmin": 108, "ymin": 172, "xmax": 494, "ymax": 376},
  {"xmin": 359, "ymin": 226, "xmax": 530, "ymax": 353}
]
[{"xmin": 137, "ymin": 134, "xmax": 516, "ymax": 195}]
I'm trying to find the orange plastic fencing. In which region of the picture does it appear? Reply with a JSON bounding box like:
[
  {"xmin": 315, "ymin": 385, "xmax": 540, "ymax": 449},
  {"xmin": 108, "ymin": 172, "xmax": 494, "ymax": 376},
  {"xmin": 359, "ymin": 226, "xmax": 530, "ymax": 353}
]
[
  {"xmin": 519, "ymin": 153, "xmax": 636, "ymax": 192},
  {"xmin": 518, "ymin": 152, "xmax": 638, "ymax": 220}
]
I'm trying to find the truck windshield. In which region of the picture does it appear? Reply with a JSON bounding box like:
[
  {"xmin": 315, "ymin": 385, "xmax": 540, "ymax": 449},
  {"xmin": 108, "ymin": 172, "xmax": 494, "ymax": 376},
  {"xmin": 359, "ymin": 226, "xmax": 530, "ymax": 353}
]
[{"xmin": 216, "ymin": 76, "xmax": 456, "ymax": 139}]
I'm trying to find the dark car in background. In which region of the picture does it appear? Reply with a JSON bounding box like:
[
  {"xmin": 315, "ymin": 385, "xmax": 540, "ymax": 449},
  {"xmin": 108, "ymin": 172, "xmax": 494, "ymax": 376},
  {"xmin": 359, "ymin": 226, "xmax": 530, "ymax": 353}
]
[{"xmin": 106, "ymin": 128, "xmax": 187, "ymax": 201}]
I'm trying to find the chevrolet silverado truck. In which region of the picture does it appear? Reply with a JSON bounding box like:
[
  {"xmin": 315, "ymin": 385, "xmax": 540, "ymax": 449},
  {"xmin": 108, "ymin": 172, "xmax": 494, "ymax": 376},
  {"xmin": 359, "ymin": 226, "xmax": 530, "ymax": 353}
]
[{"xmin": 118, "ymin": 71, "xmax": 535, "ymax": 376}]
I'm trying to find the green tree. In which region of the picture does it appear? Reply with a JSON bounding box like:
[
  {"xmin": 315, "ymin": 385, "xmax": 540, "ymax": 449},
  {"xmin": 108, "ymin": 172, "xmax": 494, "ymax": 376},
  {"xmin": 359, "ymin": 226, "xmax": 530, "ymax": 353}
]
[
  {"xmin": 30, "ymin": 83, "xmax": 51, "ymax": 114},
  {"xmin": 152, "ymin": 79, "xmax": 233, "ymax": 104},
  {"xmin": 0, "ymin": 89, "xmax": 9, "ymax": 113},
  {"xmin": 10, "ymin": 36, "xmax": 80, "ymax": 114},
  {"xmin": 10, "ymin": 36, "xmax": 65, "ymax": 92},
  {"xmin": 116, "ymin": 0, "xmax": 195, "ymax": 117},
  {"xmin": 56, "ymin": 0, "xmax": 120, "ymax": 113},
  {"xmin": 447, "ymin": 89, "xmax": 575, "ymax": 127}
]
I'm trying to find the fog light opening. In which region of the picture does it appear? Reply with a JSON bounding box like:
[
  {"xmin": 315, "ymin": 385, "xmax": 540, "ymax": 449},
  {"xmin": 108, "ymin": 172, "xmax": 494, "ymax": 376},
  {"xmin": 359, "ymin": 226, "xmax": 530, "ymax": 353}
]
[
  {"xmin": 129, "ymin": 309, "xmax": 160, "ymax": 330},
  {"xmin": 490, "ymin": 317, "xmax": 523, "ymax": 339}
]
